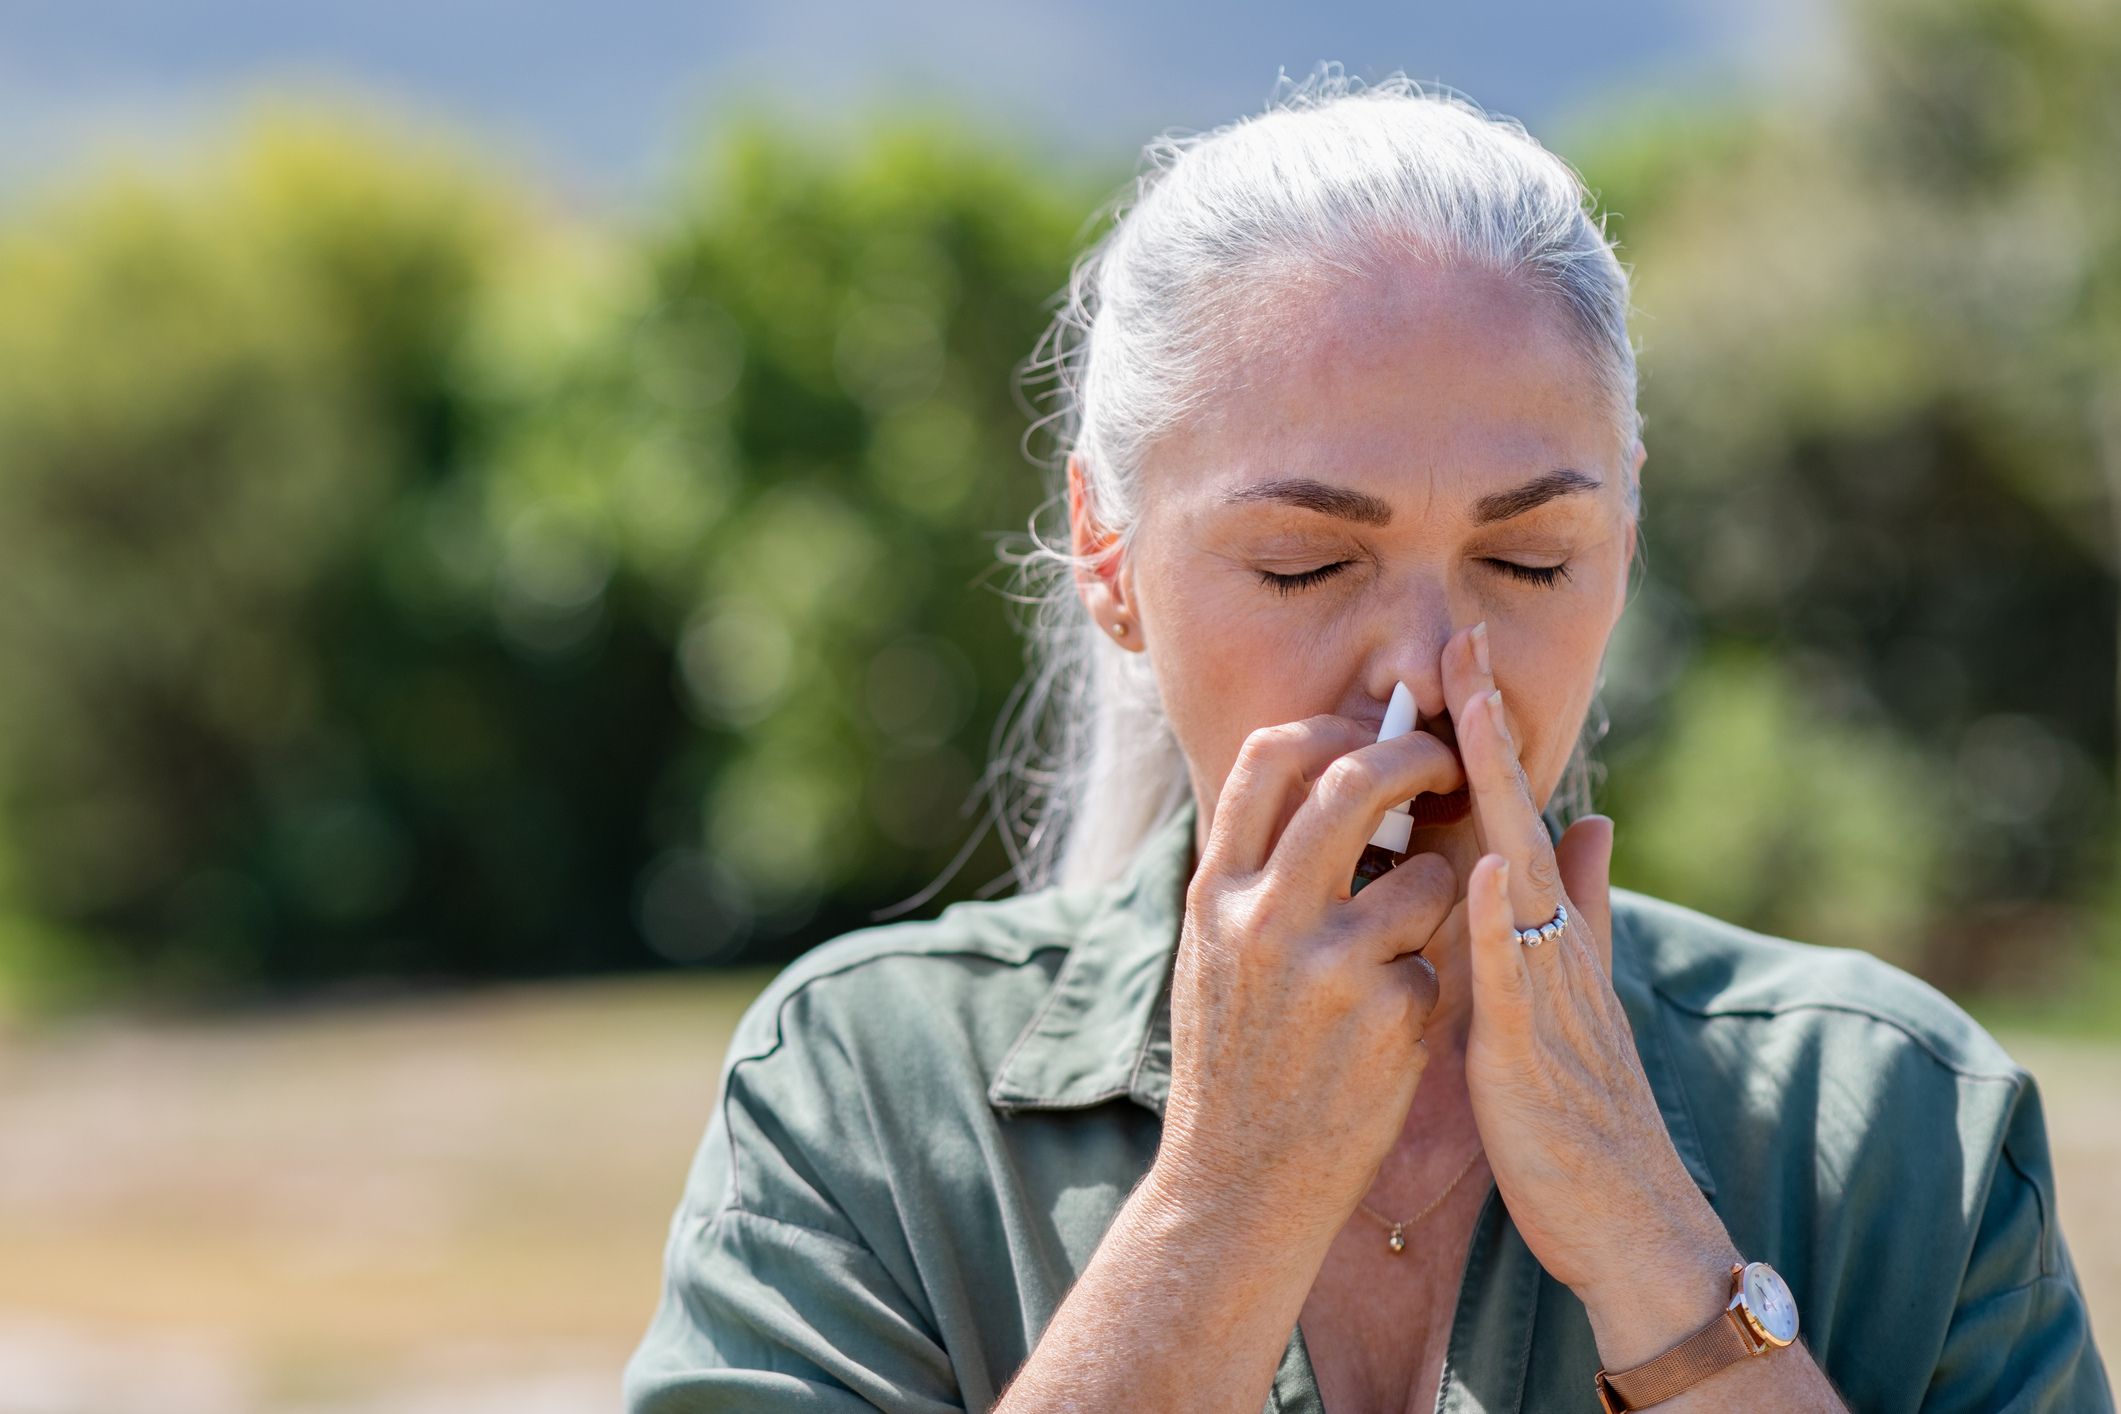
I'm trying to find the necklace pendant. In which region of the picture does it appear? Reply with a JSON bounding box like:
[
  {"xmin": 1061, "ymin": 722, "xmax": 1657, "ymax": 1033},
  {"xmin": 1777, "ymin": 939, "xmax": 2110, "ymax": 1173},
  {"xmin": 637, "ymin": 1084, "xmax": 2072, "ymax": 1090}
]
[{"xmin": 1387, "ymin": 1224, "xmax": 1406, "ymax": 1254}]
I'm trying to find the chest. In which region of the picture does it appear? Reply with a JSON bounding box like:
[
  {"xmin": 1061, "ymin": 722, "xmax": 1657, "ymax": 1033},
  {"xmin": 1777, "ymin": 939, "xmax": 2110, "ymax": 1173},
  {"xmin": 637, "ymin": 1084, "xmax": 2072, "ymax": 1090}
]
[{"xmin": 1297, "ymin": 1197, "xmax": 1484, "ymax": 1414}]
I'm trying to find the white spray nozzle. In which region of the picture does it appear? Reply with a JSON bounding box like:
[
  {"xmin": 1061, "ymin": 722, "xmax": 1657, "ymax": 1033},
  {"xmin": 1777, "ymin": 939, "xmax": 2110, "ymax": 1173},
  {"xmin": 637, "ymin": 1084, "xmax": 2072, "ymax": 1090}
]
[
  {"xmin": 1377, "ymin": 680, "xmax": 1416, "ymax": 742},
  {"xmin": 1367, "ymin": 681, "xmax": 1418, "ymax": 853}
]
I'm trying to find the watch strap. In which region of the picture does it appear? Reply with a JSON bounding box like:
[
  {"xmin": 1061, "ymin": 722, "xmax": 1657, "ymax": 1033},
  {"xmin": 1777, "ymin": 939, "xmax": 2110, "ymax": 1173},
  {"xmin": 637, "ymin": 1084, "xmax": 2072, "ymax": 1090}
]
[{"xmin": 1594, "ymin": 1264, "xmax": 1759, "ymax": 1411}]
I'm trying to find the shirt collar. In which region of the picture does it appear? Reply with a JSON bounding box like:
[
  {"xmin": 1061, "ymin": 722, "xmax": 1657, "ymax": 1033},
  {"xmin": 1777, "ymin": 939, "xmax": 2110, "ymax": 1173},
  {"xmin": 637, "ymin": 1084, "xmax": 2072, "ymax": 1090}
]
[
  {"xmin": 984, "ymin": 794, "xmax": 1716, "ymax": 1200},
  {"xmin": 985, "ymin": 799, "xmax": 1194, "ymax": 1115}
]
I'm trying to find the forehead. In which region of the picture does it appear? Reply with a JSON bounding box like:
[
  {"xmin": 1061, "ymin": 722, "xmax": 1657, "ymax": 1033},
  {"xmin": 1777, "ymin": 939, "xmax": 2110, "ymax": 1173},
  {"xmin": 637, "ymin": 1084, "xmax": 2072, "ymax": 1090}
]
[{"xmin": 1156, "ymin": 259, "xmax": 1616, "ymax": 513}]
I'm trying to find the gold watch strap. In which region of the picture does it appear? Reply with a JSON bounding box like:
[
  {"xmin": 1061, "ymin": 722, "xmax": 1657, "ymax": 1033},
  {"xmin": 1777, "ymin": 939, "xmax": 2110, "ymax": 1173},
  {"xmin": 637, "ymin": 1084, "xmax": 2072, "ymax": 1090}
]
[{"xmin": 1594, "ymin": 1264, "xmax": 1758, "ymax": 1411}]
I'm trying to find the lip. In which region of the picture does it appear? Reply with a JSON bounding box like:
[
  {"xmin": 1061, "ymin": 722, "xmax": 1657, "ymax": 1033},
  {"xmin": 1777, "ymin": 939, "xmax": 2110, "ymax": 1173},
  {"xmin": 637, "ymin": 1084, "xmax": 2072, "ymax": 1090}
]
[{"xmin": 1410, "ymin": 785, "xmax": 1471, "ymax": 826}]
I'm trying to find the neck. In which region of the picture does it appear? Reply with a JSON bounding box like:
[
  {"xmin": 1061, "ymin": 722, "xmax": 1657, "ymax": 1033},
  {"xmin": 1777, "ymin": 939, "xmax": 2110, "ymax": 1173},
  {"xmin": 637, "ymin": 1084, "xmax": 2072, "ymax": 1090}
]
[{"xmin": 1379, "ymin": 874, "xmax": 1484, "ymax": 1181}]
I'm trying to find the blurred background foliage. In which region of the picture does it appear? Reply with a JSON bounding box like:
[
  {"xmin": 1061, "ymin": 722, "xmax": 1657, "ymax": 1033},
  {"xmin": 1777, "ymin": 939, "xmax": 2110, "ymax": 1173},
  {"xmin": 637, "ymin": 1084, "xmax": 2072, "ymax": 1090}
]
[{"xmin": 1, "ymin": 0, "xmax": 2117, "ymax": 1028}]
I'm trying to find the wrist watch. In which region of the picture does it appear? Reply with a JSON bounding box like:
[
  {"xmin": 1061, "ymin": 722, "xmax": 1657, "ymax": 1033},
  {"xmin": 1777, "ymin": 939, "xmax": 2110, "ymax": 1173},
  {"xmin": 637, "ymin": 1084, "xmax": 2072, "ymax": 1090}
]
[{"xmin": 1593, "ymin": 1259, "xmax": 1800, "ymax": 1412}]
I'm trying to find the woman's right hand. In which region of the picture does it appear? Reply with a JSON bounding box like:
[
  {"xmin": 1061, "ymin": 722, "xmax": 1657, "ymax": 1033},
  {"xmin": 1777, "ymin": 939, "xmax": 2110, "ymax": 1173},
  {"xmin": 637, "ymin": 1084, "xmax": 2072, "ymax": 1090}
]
[{"xmin": 1147, "ymin": 714, "xmax": 1468, "ymax": 1245}]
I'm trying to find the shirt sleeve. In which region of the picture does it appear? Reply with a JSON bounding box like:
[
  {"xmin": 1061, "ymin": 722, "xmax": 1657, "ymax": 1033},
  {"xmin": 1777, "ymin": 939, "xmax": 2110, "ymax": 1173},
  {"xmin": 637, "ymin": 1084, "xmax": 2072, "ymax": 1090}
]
[
  {"xmin": 1918, "ymin": 1066, "xmax": 2114, "ymax": 1413},
  {"xmin": 623, "ymin": 979, "xmax": 966, "ymax": 1414}
]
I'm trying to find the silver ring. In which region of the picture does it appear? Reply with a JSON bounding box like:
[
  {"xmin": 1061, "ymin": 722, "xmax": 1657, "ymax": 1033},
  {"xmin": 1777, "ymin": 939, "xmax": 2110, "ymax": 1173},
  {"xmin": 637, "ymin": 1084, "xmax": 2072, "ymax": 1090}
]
[{"xmin": 1513, "ymin": 900, "xmax": 1567, "ymax": 947}]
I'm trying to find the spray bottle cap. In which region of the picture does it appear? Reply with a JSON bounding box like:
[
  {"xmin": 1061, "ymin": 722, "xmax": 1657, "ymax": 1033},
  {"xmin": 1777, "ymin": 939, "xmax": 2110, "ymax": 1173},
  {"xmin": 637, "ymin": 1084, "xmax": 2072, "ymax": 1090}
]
[{"xmin": 1366, "ymin": 681, "xmax": 1417, "ymax": 854}]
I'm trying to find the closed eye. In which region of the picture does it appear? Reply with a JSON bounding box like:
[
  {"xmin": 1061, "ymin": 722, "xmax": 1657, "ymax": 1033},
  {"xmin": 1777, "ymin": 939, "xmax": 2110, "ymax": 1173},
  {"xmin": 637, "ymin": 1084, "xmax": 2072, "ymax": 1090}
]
[
  {"xmin": 1488, "ymin": 559, "xmax": 1571, "ymax": 588},
  {"xmin": 1255, "ymin": 563, "xmax": 1351, "ymax": 596},
  {"xmin": 1255, "ymin": 559, "xmax": 1573, "ymax": 596}
]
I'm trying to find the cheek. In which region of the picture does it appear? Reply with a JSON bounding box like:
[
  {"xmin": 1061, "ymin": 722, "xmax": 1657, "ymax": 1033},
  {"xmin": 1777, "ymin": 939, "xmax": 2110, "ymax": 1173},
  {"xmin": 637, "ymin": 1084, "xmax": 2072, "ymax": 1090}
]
[
  {"xmin": 1496, "ymin": 613, "xmax": 1607, "ymax": 793},
  {"xmin": 1140, "ymin": 563, "xmax": 1339, "ymax": 781},
  {"xmin": 1163, "ymin": 617, "xmax": 1302, "ymax": 757},
  {"xmin": 1137, "ymin": 566, "xmax": 1248, "ymax": 739}
]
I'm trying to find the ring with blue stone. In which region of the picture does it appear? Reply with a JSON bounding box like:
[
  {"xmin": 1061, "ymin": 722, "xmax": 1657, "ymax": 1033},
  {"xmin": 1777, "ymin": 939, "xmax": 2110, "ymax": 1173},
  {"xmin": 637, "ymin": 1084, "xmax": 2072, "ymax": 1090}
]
[{"xmin": 1513, "ymin": 900, "xmax": 1567, "ymax": 947}]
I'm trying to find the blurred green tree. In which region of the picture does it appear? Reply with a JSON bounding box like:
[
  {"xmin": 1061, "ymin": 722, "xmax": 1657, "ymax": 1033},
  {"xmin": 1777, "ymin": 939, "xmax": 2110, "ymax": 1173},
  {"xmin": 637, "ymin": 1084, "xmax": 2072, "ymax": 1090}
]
[
  {"xmin": 0, "ymin": 103, "xmax": 527, "ymax": 1009},
  {"xmin": 1575, "ymin": 0, "xmax": 2121, "ymax": 999},
  {"xmin": 453, "ymin": 109, "xmax": 1107, "ymax": 969},
  {"xmin": 0, "ymin": 96, "xmax": 1109, "ymax": 1016},
  {"xmin": 3, "ymin": 0, "xmax": 2119, "ymax": 1019}
]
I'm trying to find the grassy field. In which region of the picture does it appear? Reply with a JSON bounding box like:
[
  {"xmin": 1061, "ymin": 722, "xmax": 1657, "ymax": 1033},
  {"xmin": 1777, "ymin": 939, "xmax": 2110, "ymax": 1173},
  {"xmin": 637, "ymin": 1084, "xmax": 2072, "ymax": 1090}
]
[{"xmin": 0, "ymin": 970, "xmax": 2114, "ymax": 1411}]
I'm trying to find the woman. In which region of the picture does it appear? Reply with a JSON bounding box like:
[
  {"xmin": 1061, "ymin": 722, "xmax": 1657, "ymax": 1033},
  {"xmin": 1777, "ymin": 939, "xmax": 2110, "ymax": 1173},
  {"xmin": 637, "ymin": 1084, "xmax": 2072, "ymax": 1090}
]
[{"xmin": 624, "ymin": 70, "xmax": 2111, "ymax": 1412}]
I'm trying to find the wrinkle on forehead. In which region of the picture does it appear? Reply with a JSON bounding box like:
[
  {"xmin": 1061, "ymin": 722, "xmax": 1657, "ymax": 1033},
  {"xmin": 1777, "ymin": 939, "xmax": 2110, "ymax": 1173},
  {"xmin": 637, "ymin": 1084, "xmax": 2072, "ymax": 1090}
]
[
  {"xmin": 1147, "ymin": 261, "xmax": 1613, "ymax": 528},
  {"xmin": 1136, "ymin": 257, "xmax": 1611, "ymax": 551}
]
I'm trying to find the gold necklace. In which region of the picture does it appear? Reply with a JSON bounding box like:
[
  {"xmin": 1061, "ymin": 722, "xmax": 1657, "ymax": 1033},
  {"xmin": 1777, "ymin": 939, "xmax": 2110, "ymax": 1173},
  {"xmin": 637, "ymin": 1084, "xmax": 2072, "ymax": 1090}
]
[{"xmin": 1354, "ymin": 1146, "xmax": 1486, "ymax": 1255}]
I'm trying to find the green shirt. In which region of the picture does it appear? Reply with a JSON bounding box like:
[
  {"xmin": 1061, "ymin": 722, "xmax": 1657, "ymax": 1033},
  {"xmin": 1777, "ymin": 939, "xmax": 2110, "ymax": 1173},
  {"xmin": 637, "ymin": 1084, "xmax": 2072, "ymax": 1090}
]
[{"xmin": 624, "ymin": 797, "xmax": 2112, "ymax": 1412}]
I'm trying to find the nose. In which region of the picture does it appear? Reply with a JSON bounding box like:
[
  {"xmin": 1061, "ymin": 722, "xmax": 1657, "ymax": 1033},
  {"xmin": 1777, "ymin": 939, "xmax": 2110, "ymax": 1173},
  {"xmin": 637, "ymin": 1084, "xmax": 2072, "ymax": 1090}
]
[{"xmin": 1369, "ymin": 618, "xmax": 1460, "ymax": 734}]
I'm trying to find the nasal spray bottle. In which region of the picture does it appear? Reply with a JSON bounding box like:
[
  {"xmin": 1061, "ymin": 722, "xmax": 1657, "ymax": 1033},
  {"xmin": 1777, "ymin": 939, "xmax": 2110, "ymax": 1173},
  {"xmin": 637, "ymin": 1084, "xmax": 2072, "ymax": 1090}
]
[{"xmin": 1348, "ymin": 680, "xmax": 1418, "ymax": 897}]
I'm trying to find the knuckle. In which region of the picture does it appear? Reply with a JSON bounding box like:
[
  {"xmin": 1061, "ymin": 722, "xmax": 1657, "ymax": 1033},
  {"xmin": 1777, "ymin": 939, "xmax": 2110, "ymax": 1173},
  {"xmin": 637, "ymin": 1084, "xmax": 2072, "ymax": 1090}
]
[
  {"xmin": 1317, "ymin": 752, "xmax": 1379, "ymax": 806},
  {"xmin": 1212, "ymin": 888, "xmax": 1264, "ymax": 949},
  {"xmin": 1358, "ymin": 853, "xmax": 1456, "ymax": 930},
  {"xmin": 1183, "ymin": 866, "xmax": 1225, "ymax": 914},
  {"xmin": 1223, "ymin": 739, "xmax": 1277, "ymax": 797},
  {"xmin": 1239, "ymin": 719, "xmax": 1306, "ymax": 766},
  {"xmin": 1184, "ymin": 868, "xmax": 1236, "ymax": 928},
  {"xmin": 1234, "ymin": 717, "xmax": 1369, "ymax": 796},
  {"xmin": 1227, "ymin": 883, "xmax": 1299, "ymax": 968}
]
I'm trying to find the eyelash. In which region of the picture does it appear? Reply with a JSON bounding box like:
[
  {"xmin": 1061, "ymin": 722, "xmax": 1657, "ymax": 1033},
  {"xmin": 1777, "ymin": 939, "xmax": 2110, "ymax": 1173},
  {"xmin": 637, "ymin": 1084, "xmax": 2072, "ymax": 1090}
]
[{"xmin": 1255, "ymin": 559, "xmax": 1572, "ymax": 596}]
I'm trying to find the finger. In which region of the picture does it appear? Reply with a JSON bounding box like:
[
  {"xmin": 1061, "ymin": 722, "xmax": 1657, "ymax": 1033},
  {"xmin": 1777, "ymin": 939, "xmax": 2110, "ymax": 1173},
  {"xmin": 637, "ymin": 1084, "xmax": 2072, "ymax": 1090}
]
[
  {"xmin": 1458, "ymin": 682, "xmax": 1566, "ymax": 918},
  {"xmin": 1555, "ymin": 814, "xmax": 1616, "ymax": 977},
  {"xmin": 1273, "ymin": 728, "xmax": 1468, "ymax": 894},
  {"xmin": 1466, "ymin": 852, "xmax": 1531, "ymax": 1017},
  {"xmin": 1341, "ymin": 848, "xmax": 1457, "ymax": 962},
  {"xmin": 1395, "ymin": 949, "xmax": 1442, "ymax": 1039},
  {"xmin": 1440, "ymin": 621, "xmax": 1557, "ymax": 882},
  {"xmin": 1204, "ymin": 716, "xmax": 1377, "ymax": 877}
]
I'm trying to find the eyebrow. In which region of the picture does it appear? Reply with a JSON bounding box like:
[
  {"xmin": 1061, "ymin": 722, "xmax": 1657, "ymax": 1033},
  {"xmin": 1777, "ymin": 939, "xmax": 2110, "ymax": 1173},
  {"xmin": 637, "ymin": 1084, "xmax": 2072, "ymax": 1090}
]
[{"xmin": 1218, "ymin": 469, "xmax": 1604, "ymax": 527}]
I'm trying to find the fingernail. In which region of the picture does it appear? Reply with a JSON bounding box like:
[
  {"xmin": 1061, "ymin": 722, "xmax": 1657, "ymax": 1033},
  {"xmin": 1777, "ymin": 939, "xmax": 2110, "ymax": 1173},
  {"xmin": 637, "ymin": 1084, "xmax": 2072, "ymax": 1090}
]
[
  {"xmin": 1486, "ymin": 687, "xmax": 1509, "ymax": 744},
  {"xmin": 1495, "ymin": 858, "xmax": 1510, "ymax": 898},
  {"xmin": 1470, "ymin": 620, "xmax": 1490, "ymax": 676}
]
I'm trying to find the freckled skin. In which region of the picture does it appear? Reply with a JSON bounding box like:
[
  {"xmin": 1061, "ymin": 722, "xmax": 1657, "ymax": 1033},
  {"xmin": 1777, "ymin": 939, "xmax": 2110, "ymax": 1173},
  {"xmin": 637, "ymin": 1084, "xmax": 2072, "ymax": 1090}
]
[{"xmin": 1073, "ymin": 255, "xmax": 1644, "ymax": 1055}]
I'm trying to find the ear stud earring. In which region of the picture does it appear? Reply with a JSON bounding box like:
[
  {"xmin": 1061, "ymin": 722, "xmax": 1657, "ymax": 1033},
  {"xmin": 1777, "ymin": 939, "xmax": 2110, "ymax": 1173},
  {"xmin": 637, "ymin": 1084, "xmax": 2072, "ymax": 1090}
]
[{"xmin": 1110, "ymin": 619, "xmax": 1130, "ymax": 637}]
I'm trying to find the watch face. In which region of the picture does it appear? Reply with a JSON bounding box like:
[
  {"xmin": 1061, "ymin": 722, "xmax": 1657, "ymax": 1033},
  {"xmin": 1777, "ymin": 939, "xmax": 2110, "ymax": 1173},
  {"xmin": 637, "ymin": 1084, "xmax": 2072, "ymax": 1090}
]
[{"xmin": 1740, "ymin": 1263, "xmax": 1800, "ymax": 1346}]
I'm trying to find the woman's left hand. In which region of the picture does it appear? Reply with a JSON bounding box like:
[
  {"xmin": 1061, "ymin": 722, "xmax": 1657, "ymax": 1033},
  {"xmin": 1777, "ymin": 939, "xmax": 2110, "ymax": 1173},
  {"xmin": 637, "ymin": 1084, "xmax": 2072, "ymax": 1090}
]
[{"xmin": 1440, "ymin": 619, "xmax": 1740, "ymax": 1346}]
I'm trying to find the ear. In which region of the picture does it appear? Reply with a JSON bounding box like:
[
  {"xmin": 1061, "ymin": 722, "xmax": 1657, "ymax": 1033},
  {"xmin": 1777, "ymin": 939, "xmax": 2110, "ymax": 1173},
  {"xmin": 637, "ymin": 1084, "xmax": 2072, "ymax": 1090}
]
[{"xmin": 1068, "ymin": 453, "xmax": 1138, "ymax": 645}]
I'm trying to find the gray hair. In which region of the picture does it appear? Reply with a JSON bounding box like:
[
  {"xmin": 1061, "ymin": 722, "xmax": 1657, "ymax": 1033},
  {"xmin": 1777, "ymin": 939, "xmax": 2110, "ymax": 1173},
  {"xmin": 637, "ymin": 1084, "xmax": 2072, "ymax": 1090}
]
[{"xmin": 979, "ymin": 64, "xmax": 1646, "ymax": 901}]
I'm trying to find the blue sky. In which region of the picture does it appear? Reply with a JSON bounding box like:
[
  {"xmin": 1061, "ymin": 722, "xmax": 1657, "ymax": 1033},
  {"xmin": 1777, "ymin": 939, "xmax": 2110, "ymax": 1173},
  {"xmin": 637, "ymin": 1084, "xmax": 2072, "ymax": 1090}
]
[{"xmin": 0, "ymin": 0, "xmax": 1841, "ymax": 211}]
